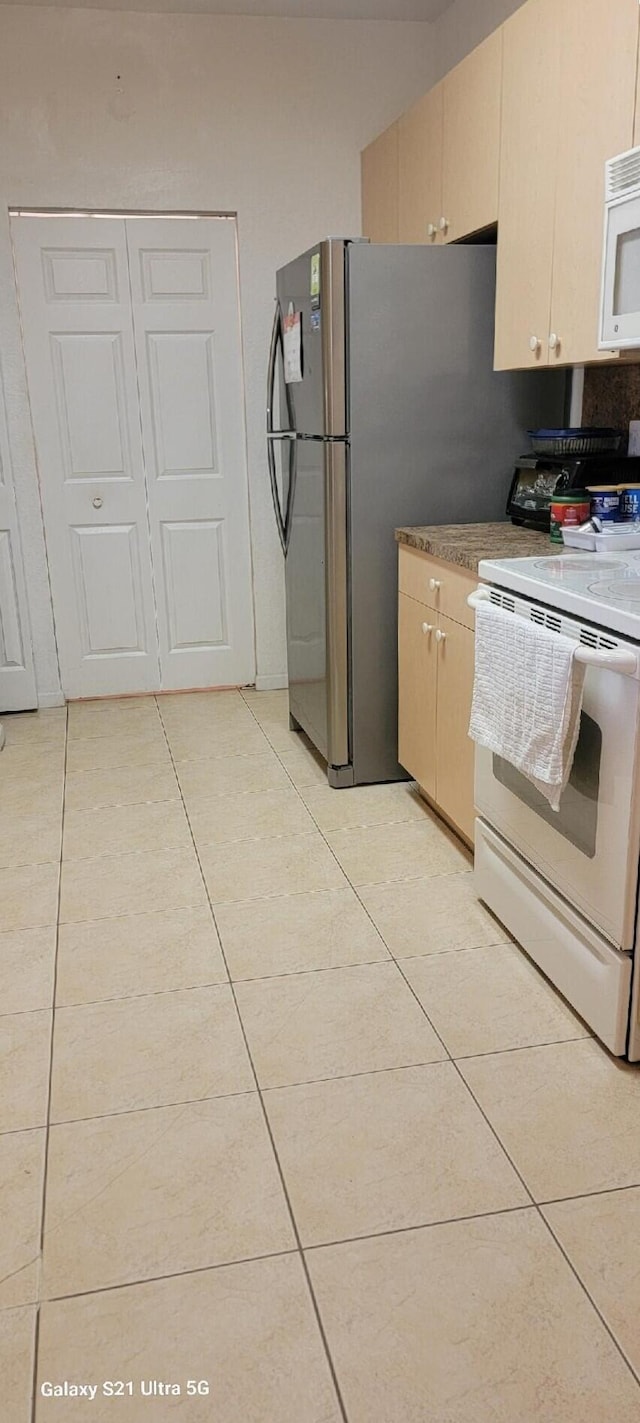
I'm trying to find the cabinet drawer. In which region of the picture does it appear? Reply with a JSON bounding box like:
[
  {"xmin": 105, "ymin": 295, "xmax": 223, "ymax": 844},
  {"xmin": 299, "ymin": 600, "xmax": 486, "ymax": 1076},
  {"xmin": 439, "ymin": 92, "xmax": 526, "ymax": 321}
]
[{"xmin": 398, "ymin": 545, "xmax": 476, "ymax": 629}]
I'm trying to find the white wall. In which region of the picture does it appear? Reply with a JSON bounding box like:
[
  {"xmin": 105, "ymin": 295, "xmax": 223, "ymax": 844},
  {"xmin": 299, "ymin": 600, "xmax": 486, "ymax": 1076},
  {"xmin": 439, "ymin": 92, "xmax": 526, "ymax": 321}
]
[
  {"xmin": 432, "ymin": 0, "xmax": 526, "ymax": 77},
  {"xmin": 0, "ymin": 6, "xmax": 434, "ymax": 701}
]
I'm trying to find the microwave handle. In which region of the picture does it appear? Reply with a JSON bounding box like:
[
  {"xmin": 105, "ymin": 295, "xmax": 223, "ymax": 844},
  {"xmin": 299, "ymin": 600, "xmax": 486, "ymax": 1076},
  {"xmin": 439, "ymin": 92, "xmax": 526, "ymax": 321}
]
[{"xmin": 467, "ymin": 589, "xmax": 638, "ymax": 676}]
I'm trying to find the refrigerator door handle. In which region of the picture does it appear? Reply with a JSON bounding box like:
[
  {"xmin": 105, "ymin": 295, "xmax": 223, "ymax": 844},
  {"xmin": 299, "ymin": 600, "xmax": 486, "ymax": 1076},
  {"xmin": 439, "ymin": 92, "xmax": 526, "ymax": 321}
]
[
  {"xmin": 267, "ymin": 431, "xmax": 287, "ymax": 555},
  {"xmin": 266, "ymin": 301, "xmax": 297, "ymax": 554}
]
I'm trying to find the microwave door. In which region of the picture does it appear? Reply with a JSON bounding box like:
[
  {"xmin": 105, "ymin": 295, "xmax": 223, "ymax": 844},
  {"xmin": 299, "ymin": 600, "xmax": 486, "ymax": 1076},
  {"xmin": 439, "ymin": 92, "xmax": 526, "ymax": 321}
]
[{"xmin": 600, "ymin": 193, "xmax": 640, "ymax": 349}]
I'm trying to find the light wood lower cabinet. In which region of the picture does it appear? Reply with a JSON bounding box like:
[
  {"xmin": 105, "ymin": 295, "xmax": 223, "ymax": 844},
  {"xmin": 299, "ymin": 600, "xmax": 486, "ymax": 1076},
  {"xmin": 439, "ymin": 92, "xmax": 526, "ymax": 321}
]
[
  {"xmin": 398, "ymin": 551, "xmax": 476, "ymax": 845},
  {"xmin": 434, "ymin": 612, "xmax": 476, "ymax": 844},
  {"xmin": 398, "ymin": 592, "xmax": 437, "ymax": 800}
]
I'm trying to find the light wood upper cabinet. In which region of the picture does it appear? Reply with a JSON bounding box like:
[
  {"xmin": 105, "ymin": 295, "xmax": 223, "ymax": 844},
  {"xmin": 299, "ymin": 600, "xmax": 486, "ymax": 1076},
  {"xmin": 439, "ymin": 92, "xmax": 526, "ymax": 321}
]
[
  {"xmin": 361, "ymin": 121, "xmax": 399, "ymax": 244},
  {"xmin": 398, "ymin": 84, "xmax": 444, "ymax": 245},
  {"xmin": 495, "ymin": 0, "xmax": 639, "ymax": 370},
  {"xmin": 442, "ymin": 29, "xmax": 503, "ymax": 244},
  {"xmin": 549, "ymin": 0, "xmax": 638, "ymax": 367},
  {"xmin": 494, "ymin": 0, "xmax": 560, "ymax": 371}
]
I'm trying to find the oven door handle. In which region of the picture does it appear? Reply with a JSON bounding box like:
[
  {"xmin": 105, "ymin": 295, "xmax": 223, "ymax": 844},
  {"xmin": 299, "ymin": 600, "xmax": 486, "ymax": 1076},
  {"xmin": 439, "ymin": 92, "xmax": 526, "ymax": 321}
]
[
  {"xmin": 573, "ymin": 647, "xmax": 638, "ymax": 673},
  {"xmin": 467, "ymin": 589, "xmax": 638, "ymax": 676}
]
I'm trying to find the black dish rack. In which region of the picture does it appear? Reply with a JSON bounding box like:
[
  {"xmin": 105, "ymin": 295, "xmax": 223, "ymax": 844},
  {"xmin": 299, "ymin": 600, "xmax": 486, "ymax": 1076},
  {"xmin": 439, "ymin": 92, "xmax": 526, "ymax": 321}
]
[{"xmin": 527, "ymin": 428, "xmax": 624, "ymax": 458}]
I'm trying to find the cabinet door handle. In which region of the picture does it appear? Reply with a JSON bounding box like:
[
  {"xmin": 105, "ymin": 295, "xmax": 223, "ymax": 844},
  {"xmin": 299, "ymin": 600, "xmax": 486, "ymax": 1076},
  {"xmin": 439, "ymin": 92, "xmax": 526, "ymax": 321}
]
[
  {"xmin": 435, "ymin": 628, "xmax": 446, "ymax": 643},
  {"xmin": 548, "ymin": 332, "xmax": 561, "ymax": 352},
  {"xmin": 427, "ymin": 223, "xmax": 437, "ymax": 239},
  {"xmin": 421, "ymin": 622, "xmax": 434, "ymax": 635},
  {"xmin": 529, "ymin": 335, "xmax": 541, "ymax": 353},
  {"xmin": 429, "ymin": 577, "xmax": 442, "ymax": 591},
  {"xmin": 438, "ymin": 217, "xmax": 449, "ymax": 233},
  {"xmin": 92, "ymin": 496, "xmax": 103, "ymax": 509}
]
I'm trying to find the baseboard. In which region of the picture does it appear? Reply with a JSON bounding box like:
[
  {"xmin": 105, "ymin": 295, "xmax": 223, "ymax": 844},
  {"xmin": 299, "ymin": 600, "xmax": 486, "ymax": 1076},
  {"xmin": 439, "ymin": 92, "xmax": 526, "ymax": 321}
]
[
  {"xmin": 38, "ymin": 692, "xmax": 66, "ymax": 709},
  {"xmin": 253, "ymin": 674, "xmax": 289, "ymax": 692}
]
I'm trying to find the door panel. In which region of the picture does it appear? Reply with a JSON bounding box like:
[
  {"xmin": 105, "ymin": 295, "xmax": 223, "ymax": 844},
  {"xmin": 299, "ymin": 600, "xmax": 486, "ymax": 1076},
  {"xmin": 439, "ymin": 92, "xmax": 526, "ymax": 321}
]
[
  {"xmin": 71, "ymin": 523, "xmax": 148, "ymax": 658},
  {"xmin": 126, "ymin": 217, "xmax": 254, "ymax": 691},
  {"xmin": 161, "ymin": 520, "xmax": 228, "ymax": 652},
  {"xmin": 146, "ymin": 332, "xmax": 220, "ymax": 476},
  {"xmin": 50, "ymin": 332, "xmax": 131, "ymax": 479},
  {"xmin": 11, "ymin": 215, "xmax": 159, "ymax": 698}
]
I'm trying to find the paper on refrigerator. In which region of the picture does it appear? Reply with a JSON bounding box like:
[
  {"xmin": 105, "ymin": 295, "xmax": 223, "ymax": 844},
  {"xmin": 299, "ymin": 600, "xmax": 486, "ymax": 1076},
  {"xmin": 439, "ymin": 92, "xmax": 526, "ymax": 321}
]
[{"xmin": 283, "ymin": 305, "xmax": 302, "ymax": 383}]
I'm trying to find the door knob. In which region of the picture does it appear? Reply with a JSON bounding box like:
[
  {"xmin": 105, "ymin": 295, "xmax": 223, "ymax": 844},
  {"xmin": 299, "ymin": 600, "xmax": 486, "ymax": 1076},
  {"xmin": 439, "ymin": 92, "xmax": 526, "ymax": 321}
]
[
  {"xmin": 429, "ymin": 578, "xmax": 442, "ymax": 591},
  {"xmin": 529, "ymin": 335, "xmax": 541, "ymax": 353},
  {"xmin": 435, "ymin": 628, "xmax": 446, "ymax": 643},
  {"xmin": 421, "ymin": 622, "xmax": 434, "ymax": 635},
  {"xmin": 549, "ymin": 332, "xmax": 561, "ymax": 352},
  {"xmin": 92, "ymin": 496, "xmax": 103, "ymax": 509}
]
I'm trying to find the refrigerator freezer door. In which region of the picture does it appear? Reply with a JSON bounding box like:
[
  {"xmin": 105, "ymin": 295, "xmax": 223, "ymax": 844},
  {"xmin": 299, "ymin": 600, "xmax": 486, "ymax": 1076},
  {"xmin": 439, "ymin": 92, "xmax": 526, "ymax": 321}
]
[
  {"xmin": 276, "ymin": 240, "xmax": 347, "ymax": 438},
  {"xmin": 286, "ymin": 434, "xmax": 349, "ymax": 773}
]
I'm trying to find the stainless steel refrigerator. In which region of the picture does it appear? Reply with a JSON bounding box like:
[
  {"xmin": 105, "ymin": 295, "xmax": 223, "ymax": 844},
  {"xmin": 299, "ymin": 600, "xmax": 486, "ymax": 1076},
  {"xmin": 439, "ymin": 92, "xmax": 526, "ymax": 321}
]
[{"xmin": 267, "ymin": 239, "xmax": 565, "ymax": 787}]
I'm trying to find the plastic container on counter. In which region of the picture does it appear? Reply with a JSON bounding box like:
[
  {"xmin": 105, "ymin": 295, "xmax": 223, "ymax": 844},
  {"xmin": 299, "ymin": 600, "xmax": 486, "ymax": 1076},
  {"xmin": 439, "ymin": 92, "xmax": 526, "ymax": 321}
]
[
  {"xmin": 550, "ymin": 492, "xmax": 591, "ymax": 543},
  {"xmin": 587, "ymin": 486, "xmax": 620, "ymax": 522},
  {"xmin": 619, "ymin": 484, "xmax": 640, "ymax": 521}
]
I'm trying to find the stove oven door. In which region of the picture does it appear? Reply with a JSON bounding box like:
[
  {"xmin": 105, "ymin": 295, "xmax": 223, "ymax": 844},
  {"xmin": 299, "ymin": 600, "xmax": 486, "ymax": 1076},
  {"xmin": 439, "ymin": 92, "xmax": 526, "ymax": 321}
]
[{"xmin": 475, "ymin": 637, "xmax": 640, "ymax": 951}]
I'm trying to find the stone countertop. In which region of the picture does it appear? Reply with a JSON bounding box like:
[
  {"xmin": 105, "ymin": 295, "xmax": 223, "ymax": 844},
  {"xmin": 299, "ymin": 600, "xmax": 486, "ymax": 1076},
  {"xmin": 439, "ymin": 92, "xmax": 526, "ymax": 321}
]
[{"xmin": 395, "ymin": 522, "xmax": 560, "ymax": 574}]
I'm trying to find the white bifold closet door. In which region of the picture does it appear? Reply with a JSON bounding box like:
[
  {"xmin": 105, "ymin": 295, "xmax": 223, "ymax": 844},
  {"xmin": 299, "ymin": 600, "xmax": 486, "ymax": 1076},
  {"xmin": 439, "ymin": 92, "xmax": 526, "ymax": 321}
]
[
  {"xmin": 0, "ymin": 361, "xmax": 37, "ymax": 711},
  {"xmin": 11, "ymin": 214, "xmax": 254, "ymax": 698}
]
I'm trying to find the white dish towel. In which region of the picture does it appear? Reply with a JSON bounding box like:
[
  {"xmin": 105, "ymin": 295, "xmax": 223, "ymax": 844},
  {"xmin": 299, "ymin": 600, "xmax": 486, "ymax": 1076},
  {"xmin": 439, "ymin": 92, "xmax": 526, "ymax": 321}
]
[{"xmin": 469, "ymin": 600, "xmax": 586, "ymax": 812}]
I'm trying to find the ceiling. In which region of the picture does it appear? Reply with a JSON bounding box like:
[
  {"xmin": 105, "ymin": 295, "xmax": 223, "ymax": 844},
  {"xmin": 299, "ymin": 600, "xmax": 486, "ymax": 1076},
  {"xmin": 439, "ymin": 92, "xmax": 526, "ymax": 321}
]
[{"xmin": 0, "ymin": 0, "xmax": 454, "ymax": 16}]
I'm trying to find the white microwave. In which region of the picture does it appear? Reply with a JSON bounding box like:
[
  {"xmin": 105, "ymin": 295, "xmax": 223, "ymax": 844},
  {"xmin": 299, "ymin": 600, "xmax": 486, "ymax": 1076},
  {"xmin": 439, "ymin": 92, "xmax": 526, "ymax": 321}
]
[{"xmin": 600, "ymin": 145, "xmax": 640, "ymax": 350}]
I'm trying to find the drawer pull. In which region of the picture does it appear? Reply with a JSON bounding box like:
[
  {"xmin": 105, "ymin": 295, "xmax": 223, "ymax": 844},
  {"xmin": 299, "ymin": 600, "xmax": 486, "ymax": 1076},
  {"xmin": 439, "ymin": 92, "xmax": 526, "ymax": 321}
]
[{"xmin": 429, "ymin": 577, "xmax": 442, "ymax": 592}]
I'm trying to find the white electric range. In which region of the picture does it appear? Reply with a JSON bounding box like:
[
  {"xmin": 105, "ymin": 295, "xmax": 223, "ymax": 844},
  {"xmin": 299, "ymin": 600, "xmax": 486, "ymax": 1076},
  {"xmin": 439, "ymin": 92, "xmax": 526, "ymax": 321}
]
[{"xmin": 471, "ymin": 550, "xmax": 640, "ymax": 1059}]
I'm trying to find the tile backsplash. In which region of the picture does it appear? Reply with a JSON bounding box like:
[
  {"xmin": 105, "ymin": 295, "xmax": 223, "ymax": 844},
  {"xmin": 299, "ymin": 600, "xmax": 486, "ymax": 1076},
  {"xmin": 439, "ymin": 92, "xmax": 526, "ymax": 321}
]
[{"xmin": 582, "ymin": 363, "xmax": 640, "ymax": 437}]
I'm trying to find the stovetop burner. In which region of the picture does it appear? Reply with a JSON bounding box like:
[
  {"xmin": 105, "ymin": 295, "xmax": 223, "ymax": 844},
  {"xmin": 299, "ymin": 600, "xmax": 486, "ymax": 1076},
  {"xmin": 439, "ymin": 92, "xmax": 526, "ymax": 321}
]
[
  {"xmin": 533, "ymin": 557, "xmax": 621, "ymax": 576},
  {"xmin": 588, "ymin": 576, "xmax": 640, "ymax": 604}
]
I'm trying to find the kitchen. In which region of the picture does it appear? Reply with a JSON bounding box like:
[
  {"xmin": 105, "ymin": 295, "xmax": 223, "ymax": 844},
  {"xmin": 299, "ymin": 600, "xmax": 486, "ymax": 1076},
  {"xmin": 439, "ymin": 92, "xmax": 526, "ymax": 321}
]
[{"xmin": 3, "ymin": 0, "xmax": 640, "ymax": 1419}]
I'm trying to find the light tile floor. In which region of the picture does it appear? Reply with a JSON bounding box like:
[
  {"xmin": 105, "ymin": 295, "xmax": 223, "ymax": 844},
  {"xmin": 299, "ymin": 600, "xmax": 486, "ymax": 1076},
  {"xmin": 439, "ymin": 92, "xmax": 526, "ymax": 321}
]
[{"xmin": 1, "ymin": 689, "xmax": 640, "ymax": 1420}]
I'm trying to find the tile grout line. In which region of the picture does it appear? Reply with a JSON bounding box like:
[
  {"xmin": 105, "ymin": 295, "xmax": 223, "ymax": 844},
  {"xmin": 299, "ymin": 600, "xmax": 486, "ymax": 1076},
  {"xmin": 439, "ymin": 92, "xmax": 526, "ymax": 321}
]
[
  {"xmin": 537, "ymin": 1208, "xmax": 640, "ymax": 1389},
  {"xmin": 29, "ymin": 693, "xmax": 640, "ymax": 1401},
  {"xmin": 31, "ymin": 700, "xmax": 69, "ymax": 1423},
  {"xmin": 248, "ymin": 709, "xmax": 542, "ymax": 1214},
  {"xmin": 156, "ymin": 694, "xmax": 351, "ymax": 1423},
  {"xmin": 248, "ymin": 708, "xmax": 640, "ymax": 1395}
]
